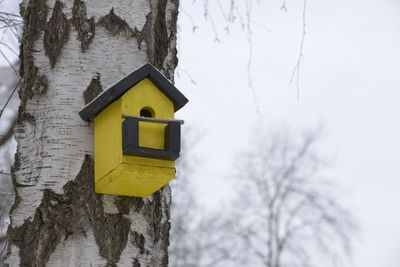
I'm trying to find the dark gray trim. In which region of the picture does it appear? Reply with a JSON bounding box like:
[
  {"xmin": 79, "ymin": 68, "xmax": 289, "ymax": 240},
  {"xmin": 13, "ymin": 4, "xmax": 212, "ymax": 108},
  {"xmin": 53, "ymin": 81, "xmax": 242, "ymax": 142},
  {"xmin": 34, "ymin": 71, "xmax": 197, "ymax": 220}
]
[
  {"xmin": 79, "ymin": 63, "xmax": 188, "ymax": 121},
  {"xmin": 122, "ymin": 117, "xmax": 139, "ymax": 148},
  {"xmin": 164, "ymin": 122, "xmax": 181, "ymax": 154},
  {"xmin": 123, "ymin": 145, "xmax": 179, "ymax": 160},
  {"xmin": 122, "ymin": 117, "xmax": 180, "ymax": 160}
]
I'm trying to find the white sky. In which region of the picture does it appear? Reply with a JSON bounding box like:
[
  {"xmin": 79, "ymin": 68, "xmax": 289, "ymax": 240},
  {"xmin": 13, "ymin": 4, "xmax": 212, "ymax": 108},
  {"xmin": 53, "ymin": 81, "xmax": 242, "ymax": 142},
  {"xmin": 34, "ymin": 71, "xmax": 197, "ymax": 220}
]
[
  {"xmin": 176, "ymin": 0, "xmax": 400, "ymax": 267},
  {"xmin": 0, "ymin": 0, "xmax": 399, "ymax": 266}
]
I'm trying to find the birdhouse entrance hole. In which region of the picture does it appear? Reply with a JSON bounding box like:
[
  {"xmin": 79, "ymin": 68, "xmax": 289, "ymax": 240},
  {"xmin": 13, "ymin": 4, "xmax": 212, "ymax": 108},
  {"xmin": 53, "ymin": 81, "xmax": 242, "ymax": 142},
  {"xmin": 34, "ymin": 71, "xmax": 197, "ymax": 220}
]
[{"xmin": 140, "ymin": 107, "xmax": 154, "ymax": 118}]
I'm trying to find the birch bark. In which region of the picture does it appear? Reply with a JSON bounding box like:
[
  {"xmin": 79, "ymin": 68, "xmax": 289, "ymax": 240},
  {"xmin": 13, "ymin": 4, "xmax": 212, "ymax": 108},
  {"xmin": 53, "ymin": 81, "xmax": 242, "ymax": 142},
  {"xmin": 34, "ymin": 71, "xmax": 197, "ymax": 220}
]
[{"xmin": 5, "ymin": 0, "xmax": 179, "ymax": 266}]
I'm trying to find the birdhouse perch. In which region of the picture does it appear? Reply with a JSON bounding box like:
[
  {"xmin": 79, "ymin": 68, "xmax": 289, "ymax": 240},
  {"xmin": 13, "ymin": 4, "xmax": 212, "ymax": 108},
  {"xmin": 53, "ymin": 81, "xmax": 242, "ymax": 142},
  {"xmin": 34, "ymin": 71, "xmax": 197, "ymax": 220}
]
[{"xmin": 79, "ymin": 63, "xmax": 188, "ymax": 197}]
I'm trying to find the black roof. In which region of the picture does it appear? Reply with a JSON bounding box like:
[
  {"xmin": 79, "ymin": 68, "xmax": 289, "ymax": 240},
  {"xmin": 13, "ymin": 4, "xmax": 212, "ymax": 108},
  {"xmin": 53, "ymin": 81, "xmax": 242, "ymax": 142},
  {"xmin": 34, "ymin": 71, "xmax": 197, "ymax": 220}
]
[{"xmin": 79, "ymin": 63, "xmax": 188, "ymax": 121}]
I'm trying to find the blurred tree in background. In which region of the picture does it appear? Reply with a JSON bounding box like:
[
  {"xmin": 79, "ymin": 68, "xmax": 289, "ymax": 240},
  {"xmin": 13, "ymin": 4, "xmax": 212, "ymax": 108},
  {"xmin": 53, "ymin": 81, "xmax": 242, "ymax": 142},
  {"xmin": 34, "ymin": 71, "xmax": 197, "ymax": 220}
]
[
  {"xmin": 169, "ymin": 127, "xmax": 356, "ymax": 267},
  {"xmin": 227, "ymin": 127, "xmax": 355, "ymax": 267}
]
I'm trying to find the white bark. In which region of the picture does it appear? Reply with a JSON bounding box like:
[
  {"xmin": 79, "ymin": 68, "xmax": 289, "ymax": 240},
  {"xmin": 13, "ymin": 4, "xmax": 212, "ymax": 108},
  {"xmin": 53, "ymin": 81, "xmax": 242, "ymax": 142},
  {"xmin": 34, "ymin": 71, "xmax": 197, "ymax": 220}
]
[{"xmin": 5, "ymin": 0, "xmax": 179, "ymax": 266}]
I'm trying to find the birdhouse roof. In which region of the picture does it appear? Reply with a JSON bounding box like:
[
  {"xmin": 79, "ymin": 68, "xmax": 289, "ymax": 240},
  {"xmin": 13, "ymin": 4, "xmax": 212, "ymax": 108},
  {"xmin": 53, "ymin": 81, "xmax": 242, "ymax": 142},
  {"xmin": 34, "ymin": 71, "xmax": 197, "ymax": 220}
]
[{"xmin": 79, "ymin": 64, "xmax": 188, "ymax": 121}]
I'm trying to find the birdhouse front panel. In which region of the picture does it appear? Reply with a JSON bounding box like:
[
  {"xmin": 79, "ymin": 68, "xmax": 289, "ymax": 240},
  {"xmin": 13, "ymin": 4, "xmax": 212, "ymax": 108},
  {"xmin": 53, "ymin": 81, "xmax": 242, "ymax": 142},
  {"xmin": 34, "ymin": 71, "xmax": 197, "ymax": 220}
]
[
  {"xmin": 121, "ymin": 78, "xmax": 175, "ymax": 163},
  {"xmin": 80, "ymin": 64, "xmax": 188, "ymax": 197}
]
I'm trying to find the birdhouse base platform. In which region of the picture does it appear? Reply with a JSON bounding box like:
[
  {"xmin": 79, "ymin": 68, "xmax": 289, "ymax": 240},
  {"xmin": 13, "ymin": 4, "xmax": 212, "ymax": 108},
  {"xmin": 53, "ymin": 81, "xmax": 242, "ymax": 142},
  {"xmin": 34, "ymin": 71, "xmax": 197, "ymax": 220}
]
[{"xmin": 95, "ymin": 163, "xmax": 175, "ymax": 197}]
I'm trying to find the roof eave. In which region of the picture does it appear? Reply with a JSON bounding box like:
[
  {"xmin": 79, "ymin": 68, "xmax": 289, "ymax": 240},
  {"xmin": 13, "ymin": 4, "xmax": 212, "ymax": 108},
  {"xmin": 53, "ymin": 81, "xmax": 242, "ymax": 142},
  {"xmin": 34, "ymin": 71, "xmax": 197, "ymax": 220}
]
[{"xmin": 79, "ymin": 64, "xmax": 188, "ymax": 121}]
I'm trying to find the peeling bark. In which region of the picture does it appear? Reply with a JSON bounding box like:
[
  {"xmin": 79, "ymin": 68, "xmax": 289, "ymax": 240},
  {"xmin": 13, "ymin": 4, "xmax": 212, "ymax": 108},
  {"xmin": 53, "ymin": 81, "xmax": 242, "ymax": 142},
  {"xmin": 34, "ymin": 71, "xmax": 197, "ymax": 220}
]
[
  {"xmin": 71, "ymin": 0, "xmax": 95, "ymax": 52},
  {"xmin": 138, "ymin": 0, "xmax": 169, "ymax": 70},
  {"xmin": 8, "ymin": 156, "xmax": 130, "ymax": 266},
  {"xmin": 137, "ymin": 0, "xmax": 179, "ymax": 79},
  {"xmin": 33, "ymin": 74, "xmax": 48, "ymax": 95},
  {"xmin": 83, "ymin": 73, "xmax": 103, "ymax": 104},
  {"xmin": 18, "ymin": 0, "xmax": 48, "ymax": 108},
  {"xmin": 163, "ymin": 0, "xmax": 180, "ymax": 80},
  {"xmin": 131, "ymin": 231, "xmax": 145, "ymax": 254},
  {"xmin": 97, "ymin": 8, "xmax": 135, "ymax": 38},
  {"xmin": 16, "ymin": 108, "xmax": 35, "ymax": 126},
  {"xmin": 116, "ymin": 189, "xmax": 172, "ymax": 267},
  {"xmin": 44, "ymin": 1, "xmax": 70, "ymax": 68}
]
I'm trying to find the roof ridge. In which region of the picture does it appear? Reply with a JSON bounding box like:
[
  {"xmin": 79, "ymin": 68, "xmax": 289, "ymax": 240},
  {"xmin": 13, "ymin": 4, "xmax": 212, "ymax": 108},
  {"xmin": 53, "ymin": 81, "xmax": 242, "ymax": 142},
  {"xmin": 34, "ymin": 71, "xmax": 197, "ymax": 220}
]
[{"xmin": 79, "ymin": 63, "xmax": 188, "ymax": 121}]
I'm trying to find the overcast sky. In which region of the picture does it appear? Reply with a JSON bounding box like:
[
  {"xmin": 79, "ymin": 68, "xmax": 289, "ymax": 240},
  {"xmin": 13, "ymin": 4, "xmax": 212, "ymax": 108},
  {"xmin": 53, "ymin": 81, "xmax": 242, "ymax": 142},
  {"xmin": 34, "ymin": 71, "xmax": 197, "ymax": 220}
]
[
  {"xmin": 0, "ymin": 0, "xmax": 399, "ymax": 266},
  {"xmin": 176, "ymin": 1, "xmax": 400, "ymax": 267}
]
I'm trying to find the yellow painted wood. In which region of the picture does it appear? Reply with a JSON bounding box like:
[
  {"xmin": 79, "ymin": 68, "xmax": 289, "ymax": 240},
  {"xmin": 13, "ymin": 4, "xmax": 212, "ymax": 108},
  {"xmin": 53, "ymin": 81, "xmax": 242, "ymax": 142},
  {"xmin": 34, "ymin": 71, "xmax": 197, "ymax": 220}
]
[
  {"xmin": 95, "ymin": 163, "xmax": 175, "ymax": 197},
  {"xmin": 121, "ymin": 79, "xmax": 174, "ymax": 168},
  {"xmin": 93, "ymin": 78, "xmax": 176, "ymax": 197},
  {"xmin": 94, "ymin": 99, "xmax": 121, "ymax": 180},
  {"xmin": 138, "ymin": 121, "xmax": 165, "ymax": 149},
  {"xmin": 122, "ymin": 78, "xmax": 174, "ymax": 149}
]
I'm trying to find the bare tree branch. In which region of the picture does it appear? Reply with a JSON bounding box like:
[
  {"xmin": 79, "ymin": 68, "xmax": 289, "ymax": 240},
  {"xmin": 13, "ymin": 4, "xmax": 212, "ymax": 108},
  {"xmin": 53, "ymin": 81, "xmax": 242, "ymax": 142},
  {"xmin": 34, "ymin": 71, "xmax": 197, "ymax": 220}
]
[
  {"xmin": 0, "ymin": 41, "xmax": 19, "ymax": 57},
  {"xmin": 0, "ymin": 77, "xmax": 21, "ymax": 119},
  {"xmin": 0, "ymin": 48, "xmax": 18, "ymax": 76},
  {"xmin": 289, "ymin": 0, "xmax": 308, "ymax": 100},
  {"xmin": 0, "ymin": 115, "xmax": 16, "ymax": 146}
]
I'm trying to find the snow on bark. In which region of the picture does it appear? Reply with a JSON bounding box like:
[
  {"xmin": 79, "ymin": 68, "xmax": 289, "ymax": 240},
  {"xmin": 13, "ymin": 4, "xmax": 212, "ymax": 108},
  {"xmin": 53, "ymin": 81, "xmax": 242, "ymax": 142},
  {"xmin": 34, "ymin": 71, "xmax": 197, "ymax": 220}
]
[{"xmin": 6, "ymin": 0, "xmax": 179, "ymax": 266}]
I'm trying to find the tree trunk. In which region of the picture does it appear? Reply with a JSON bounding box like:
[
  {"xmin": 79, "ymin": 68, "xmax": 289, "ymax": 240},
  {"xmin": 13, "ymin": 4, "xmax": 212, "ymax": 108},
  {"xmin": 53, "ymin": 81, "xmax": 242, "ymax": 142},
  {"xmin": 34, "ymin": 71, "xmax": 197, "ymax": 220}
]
[{"xmin": 5, "ymin": 0, "xmax": 179, "ymax": 266}]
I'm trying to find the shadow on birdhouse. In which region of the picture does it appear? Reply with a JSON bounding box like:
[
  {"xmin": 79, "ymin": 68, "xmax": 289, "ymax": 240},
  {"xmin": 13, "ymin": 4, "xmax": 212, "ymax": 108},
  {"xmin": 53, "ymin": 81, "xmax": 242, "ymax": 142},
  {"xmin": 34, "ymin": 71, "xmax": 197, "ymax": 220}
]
[{"xmin": 79, "ymin": 64, "xmax": 188, "ymax": 197}]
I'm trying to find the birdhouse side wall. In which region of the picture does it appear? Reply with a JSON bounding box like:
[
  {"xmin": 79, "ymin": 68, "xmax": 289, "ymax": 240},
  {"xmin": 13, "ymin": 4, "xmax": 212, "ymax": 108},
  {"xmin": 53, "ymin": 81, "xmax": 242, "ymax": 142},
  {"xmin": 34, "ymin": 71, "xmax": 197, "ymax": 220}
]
[{"xmin": 94, "ymin": 99, "xmax": 122, "ymax": 182}]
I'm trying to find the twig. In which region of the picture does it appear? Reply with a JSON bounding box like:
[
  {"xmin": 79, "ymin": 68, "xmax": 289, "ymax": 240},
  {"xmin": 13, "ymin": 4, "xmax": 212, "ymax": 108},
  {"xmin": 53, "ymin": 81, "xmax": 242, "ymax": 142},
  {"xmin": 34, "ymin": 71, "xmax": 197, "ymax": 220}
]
[
  {"xmin": 0, "ymin": 190, "xmax": 13, "ymax": 196},
  {"xmin": 0, "ymin": 41, "xmax": 18, "ymax": 57},
  {"xmin": 0, "ymin": 11, "xmax": 22, "ymax": 42},
  {"xmin": 208, "ymin": 14, "xmax": 220, "ymax": 42},
  {"xmin": 180, "ymin": 8, "xmax": 198, "ymax": 32},
  {"xmin": 0, "ymin": 238, "xmax": 7, "ymax": 258},
  {"xmin": 281, "ymin": 0, "xmax": 288, "ymax": 11},
  {"xmin": 216, "ymin": 0, "xmax": 230, "ymax": 33},
  {"xmin": 0, "ymin": 78, "xmax": 21, "ymax": 120},
  {"xmin": 245, "ymin": 0, "xmax": 259, "ymax": 114},
  {"xmin": 202, "ymin": 0, "xmax": 209, "ymax": 20},
  {"xmin": 250, "ymin": 19, "xmax": 271, "ymax": 33},
  {"xmin": 176, "ymin": 67, "xmax": 197, "ymax": 85},
  {"xmin": 0, "ymin": 11, "xmax": 22, "ymax": 18},
  {"xmin": 0, "ymin": 117, "xmax": 16, "ymax": 146},
  {"xmin": 289, "ymin": 0, "xmax": 307, "ymax": 101},
  {"xmin": 200, "ymin": 0, "xmax": 220, "ymax": 42},
  {"xmin": 0, "ymin": 49, "xmax": 18, "ymax": 76},
  {"xmin": 234, "ymin": 5, "xmax": 245, "ymax": 30}
]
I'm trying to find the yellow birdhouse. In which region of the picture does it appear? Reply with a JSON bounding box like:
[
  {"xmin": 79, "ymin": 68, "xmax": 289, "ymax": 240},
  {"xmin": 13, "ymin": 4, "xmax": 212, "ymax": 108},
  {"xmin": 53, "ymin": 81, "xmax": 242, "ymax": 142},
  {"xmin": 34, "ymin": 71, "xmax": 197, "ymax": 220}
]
[{"xmin": 79, "ymin": 64, "xmax": 188, "ymax": 197}]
